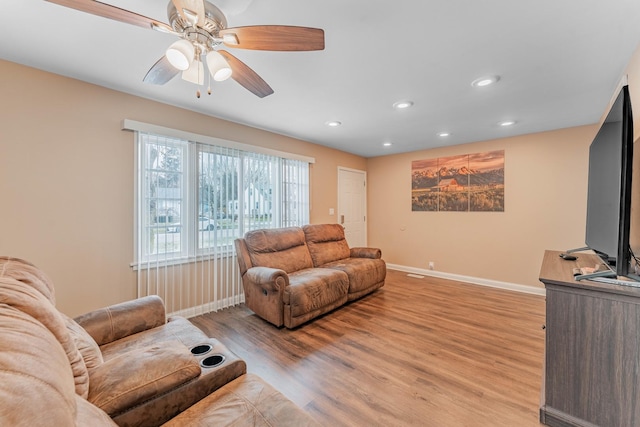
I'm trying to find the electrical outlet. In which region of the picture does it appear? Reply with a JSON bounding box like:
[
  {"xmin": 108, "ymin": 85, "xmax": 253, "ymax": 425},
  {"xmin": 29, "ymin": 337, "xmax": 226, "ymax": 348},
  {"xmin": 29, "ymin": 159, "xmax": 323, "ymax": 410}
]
[{"xmin": 429, "ymin": 261, "xmax": 435, "ymax": 270}]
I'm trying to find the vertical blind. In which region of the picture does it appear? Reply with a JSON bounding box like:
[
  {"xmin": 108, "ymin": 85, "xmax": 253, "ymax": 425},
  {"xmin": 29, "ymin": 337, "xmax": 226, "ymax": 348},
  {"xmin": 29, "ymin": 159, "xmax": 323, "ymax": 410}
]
[{"xmin": 134, "ymin": 130, "xmax": 311, "ymax": 317}]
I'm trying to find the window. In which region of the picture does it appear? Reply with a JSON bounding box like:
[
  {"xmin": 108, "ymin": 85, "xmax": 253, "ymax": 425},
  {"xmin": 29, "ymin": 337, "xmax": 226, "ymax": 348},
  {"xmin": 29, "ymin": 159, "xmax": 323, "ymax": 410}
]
[{"xmin": 135, "ymin": 131, "xmax": 310, "ymax": 264}]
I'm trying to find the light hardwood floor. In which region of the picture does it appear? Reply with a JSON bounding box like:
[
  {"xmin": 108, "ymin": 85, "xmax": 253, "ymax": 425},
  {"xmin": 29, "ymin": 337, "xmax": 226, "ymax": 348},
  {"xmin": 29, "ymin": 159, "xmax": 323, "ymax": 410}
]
[{"xmin": 191, "ymin": 269, "xmax": 547, "ymax": 426}]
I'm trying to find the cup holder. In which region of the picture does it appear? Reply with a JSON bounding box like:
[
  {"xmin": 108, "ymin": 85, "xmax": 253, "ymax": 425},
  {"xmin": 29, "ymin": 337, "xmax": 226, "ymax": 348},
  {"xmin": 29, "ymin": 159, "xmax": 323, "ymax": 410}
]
[
  {"xmin": 200, "ymin": 354, "xmax": 225, "ymax": 368},
  {"xmin": 190, "ymin": 344, "xmax": 213, "ymax": 356}
]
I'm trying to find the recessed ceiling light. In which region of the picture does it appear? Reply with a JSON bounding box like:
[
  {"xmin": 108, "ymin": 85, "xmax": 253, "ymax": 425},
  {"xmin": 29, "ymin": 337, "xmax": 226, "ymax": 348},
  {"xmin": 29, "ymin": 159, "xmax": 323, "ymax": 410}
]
[
  {"xmin": 383, "ymin": 142, "xmax": 392, "ymax": 147},
  {"xmin": 471, "ymin": 75, "xmax": 500, "ymax": 87},
  {"xmin": 499, "ymin": 120, "xmax": 516, "ymax": 127},
  {"xmin": 393, "ymin": 100, "xmax": 414, "ymax": 110},
  {"xmin": 325, "ymin": 121, "xmax": 342, "ymax": 127},
  {"xmin": 438, "ymin": 132, "xmax": 450, "ymax": 137}
]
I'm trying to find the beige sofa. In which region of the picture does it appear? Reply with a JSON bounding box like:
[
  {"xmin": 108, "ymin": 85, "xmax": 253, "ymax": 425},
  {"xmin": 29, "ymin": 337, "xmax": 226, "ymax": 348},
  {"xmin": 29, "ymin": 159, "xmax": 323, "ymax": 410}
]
[
  {"xmin": 0, "ymin": 256, "xmax": 319, "ymax": 427},
  {"xmin": 235, "ymin": 223, "xmax": 386, "ymax": 328}
]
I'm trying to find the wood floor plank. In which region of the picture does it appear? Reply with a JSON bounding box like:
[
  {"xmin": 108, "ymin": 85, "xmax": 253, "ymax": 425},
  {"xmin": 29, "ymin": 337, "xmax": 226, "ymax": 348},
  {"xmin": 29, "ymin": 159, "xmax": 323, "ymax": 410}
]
[{"xmin": 190, "ymin": 269, "xmax": 546, "ymax": 426}]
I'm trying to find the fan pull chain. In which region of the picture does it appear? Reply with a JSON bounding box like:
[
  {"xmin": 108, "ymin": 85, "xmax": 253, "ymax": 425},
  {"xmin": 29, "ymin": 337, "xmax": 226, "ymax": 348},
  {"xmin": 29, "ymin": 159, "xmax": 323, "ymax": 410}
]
[{"xmin": 196, "ymin": 50, "xmax": 202, "ymax": 98}]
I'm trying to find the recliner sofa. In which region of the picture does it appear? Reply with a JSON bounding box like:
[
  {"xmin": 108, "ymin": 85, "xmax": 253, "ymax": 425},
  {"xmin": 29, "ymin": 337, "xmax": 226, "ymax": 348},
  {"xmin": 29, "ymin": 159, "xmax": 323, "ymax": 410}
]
[
  {"xmin": 0, "ymin": 256, "xmax": 319, "ymax": 427},
  {"xmin": 235, "ymin": 223, "xmax": 386, "ymax": 328}
]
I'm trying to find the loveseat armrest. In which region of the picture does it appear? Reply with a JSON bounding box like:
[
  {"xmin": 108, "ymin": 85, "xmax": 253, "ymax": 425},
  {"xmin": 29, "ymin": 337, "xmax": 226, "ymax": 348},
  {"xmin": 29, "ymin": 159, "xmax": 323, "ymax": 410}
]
[
  {"xmin": 74, "ymin": 295, "xmax": 166, "ymax": 346},
  {"xmin": 245, "ymin": 266, "xmax": 290, "ymax": 293},
  {"xmin": 350, "ymin": 247, "xmax": 382, "ymax": 259},
  {"xmin": 242, "ymin": 267, "xmax": 289, "ymax": 327},
  {"xmin": 88, "ymin": 341, "xmax": 201, "ymax": 417}
]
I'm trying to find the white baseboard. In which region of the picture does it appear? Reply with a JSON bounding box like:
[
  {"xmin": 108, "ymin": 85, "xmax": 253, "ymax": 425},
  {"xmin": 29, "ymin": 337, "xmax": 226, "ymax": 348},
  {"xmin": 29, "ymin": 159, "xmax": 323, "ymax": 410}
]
[
  {"xmin": 387, "ymin": 263, "xmax": 546, "ymax": 296},
  {"xmin": 168, "ymin": 266, "xmax": 544, "ymax": 318},
  {"xmin": 168, "ymin": 294, "xmax": 245, "ymax": 319}
]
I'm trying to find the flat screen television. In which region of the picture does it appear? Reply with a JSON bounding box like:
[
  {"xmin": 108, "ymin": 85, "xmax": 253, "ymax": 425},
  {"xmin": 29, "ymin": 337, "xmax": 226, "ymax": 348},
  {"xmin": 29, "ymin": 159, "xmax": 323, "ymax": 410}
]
[{"xmin": 584, "ymin": 84, "xmax": 635, "ymax": 279}]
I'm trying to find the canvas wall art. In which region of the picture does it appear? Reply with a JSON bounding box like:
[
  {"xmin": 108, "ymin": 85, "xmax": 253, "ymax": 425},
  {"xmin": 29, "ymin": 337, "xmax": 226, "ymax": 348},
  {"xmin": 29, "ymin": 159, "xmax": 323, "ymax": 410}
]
[{"xmin": 411, "ymin": 150, "xmax": 505, "ymax": 212}]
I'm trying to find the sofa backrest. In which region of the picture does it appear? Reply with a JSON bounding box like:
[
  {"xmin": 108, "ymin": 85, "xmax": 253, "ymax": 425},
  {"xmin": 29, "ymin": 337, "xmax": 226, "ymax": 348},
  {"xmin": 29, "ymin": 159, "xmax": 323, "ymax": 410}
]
[
  {"xmin": 0, "ymin": 297, "xmax": 117, "ymax": 426},
  {"xmin": 303, "ymin": 224, "xmax": 351, "ymax": 267},
  {"xmin": 0, "ymin": 256, "xmax": 56, "ymax": 304},
  {"xmin": 0, "ymin": 276, "xmax": 91, "ymax": 398},
  {"xmin": 242, "ymin": 227, "xmax": 313, "ymax": 273},
  {"xmin": 0, "ymin": 258, "xmax": 98, "ymax": 399}
]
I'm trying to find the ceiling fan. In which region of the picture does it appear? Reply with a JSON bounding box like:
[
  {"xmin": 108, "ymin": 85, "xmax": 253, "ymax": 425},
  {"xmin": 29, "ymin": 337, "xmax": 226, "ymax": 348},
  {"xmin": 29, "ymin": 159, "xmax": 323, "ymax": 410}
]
[{"xmin": 45, "ymin": 0, "xmax": 325, "ymax": 98}]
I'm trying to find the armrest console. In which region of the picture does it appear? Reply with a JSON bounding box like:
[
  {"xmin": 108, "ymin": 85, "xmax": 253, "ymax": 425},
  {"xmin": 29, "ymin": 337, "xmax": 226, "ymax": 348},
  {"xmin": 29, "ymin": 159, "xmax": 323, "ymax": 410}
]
[{"xmin": 88, "ymin": 341, "xmax": 200, "ymax": 417}]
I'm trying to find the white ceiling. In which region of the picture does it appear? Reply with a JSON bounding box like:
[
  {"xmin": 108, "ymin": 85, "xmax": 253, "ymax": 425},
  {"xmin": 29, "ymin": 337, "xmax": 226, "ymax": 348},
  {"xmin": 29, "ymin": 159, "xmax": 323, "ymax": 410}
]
[{"xmin": 2, "ymin": 0, "xmax": 640, "ymax": 157}]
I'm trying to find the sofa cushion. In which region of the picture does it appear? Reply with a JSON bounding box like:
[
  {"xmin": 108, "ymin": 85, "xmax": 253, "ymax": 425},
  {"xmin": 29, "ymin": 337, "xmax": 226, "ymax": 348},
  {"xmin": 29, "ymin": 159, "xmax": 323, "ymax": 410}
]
[
  {"xmin": 98, "ymin": 316, "xmax": 210, "ymax": 360},
  {"xmin": 320, "ymin": 258, "xmax": 387, "ymax": 295},
  {"xmin": 303, "ymin": 224, "xmax": 351, "ymax": 266},
  {"xmin": 244, "ymin": 227, "xmax": 313, "ymax": 273},
  {"xmin": 161, "ymin": 374, "xmax": 321, "ymax": 427},
  {"xmin": 285, "ymin": 268, "xmax": 349, "ymax": 317},
  {"xmin": 76, "ymin": 397, "xmax": 119, "ymax": 427}
]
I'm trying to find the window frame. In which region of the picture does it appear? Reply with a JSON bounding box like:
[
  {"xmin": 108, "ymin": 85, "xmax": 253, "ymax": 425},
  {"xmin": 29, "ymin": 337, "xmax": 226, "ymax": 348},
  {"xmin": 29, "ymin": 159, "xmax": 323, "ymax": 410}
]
[{"xmin": 128, "ymin": 120, "xmax": 314, "ymax": 268}]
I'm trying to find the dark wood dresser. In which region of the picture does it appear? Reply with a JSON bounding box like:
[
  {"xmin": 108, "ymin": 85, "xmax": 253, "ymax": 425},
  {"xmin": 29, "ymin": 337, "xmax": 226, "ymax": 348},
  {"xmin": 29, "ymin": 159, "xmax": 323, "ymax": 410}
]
[{"xmin": 539, "ymin": 250, "xmax": 640, "ymax": 427}]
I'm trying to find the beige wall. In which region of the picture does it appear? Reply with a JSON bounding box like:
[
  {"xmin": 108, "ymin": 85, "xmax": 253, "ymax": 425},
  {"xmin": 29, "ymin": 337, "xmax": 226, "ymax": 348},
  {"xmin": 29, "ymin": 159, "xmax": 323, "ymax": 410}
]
[
  {"xmin": 0, "ymin": 60, "xmax": 365, "ymax": 316},
  {"xmin": 367, "ymin": 126, "xmax": 595, "ymax": 288}
]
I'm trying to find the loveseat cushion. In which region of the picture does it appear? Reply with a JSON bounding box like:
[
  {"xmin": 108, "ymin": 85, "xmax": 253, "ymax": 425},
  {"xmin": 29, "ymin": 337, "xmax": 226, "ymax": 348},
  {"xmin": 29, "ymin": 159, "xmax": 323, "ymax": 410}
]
[
  {"xmin": 303, "ymin": 224, "xmax": 351, "ymax": 266},
  {"xmin": 244, "ymin": 227, "xmax": 313, "ymax": 273},
  {"xmin": 161, "ymin": 374, "xmax": 321, "ymax": 427},
  {"xmin": 320, "ymin": 257, "xmax": 387, "ymax": 295},
  {"xmin": 285, "ymin": 268, "xmax": 349, "ymax": 317}
]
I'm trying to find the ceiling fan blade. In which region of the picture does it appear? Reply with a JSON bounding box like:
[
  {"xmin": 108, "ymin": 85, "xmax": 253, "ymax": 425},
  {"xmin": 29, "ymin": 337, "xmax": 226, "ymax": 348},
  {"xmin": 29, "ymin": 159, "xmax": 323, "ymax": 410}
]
[
  {"xmin": 184, "ymin": 0, "xmax": 206, "ymax": 27},
  {"xmin": 218, "ymin": 50, "xmax": 274, "ymax": 98},
  {"xmin": 143, "ymin": 56, "xmax": 180, "ymax": 85},
  {"xmin": 45, "ymin": 0, "xmax": 173, "ymax": 32},
  {"xmin": 220, "ymin": 26, "xmax": 325, "ymax": 51}
]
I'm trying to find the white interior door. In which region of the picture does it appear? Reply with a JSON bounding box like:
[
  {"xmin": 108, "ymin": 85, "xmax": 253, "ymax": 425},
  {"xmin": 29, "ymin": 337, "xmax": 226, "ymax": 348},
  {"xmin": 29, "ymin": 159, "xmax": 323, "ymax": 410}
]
[{"xmin": 338, "ymin": 167, "xmax": 367, "ymax": 247}]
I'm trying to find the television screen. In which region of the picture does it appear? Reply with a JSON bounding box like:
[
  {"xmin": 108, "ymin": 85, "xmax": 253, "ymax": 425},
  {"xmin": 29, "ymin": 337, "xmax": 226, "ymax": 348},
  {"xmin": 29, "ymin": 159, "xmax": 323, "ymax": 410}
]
[{"xmin": 584, "ymin": 85, "xmax": 633, "ymax": 277}]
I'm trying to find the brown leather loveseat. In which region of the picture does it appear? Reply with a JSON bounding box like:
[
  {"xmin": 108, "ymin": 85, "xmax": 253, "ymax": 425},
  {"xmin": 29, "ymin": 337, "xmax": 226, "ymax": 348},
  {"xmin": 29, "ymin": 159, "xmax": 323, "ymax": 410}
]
[
  {"xmin": 0, "ymin": 256, "xmax": 319, "ymax": 427},
  {"xmin": 235, "ymin": 223, "xmax": 386, "ymax": 328}
]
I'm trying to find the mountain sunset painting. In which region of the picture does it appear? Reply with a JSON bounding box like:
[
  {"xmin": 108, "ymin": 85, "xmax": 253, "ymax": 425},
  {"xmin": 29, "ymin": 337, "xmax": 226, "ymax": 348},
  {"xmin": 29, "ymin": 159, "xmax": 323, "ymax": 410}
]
[{"xmin": 411, "ymin": 150, "xmax": 505, "ymax": 212}]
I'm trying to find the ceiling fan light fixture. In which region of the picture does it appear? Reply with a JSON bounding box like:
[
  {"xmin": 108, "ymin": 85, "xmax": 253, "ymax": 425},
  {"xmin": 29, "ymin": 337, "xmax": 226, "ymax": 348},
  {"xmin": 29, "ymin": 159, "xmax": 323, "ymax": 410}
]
[
  {"xmin": 206, "ymin": 51, "xmax": 232, "ymax": 81},
  {"xmin": 182, "ymin": 59, "xmax": 204, "ymax": 85},
  {"xmin": 166, "ymin": 40, "xmax": 194, "ymax": 71}
]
